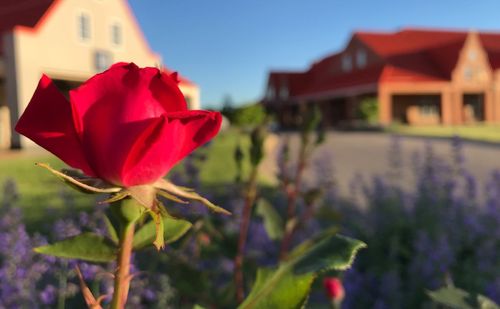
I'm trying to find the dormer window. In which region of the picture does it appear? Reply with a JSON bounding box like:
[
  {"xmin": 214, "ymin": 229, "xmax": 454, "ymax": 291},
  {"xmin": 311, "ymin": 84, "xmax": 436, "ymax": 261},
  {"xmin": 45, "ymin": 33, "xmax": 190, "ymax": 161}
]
[
  {"xmin": 111, "ymin": 22, "xmax": 123, "ymax": 46},
  {"xmin": 468, "ymin": 50, "xmax": 477, "ymax": 61},
  {"xmin": 78, "ymin": 12, "xmax": 91, "ymax": 41},
  {"xmin": 341, "ymin": 54, "xmax": 352, "ymax": 72},
  {"xmin": 267, "ymin": 85, "xmax": 276, "ymax": 100},
  {"xmin": 356, "ymin": 49, "xmax": 367, "ymax": 68},
  {"xmin": 279, "ymin": 84, "xmax": 289, "ymax": 99}
]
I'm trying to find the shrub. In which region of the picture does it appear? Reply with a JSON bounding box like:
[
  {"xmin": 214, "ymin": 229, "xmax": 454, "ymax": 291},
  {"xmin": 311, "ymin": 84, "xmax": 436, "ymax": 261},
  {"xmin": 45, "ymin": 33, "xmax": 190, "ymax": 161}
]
[{"xmin": 357, "ymin": 97, "xmax": 378, "ymax": 124}]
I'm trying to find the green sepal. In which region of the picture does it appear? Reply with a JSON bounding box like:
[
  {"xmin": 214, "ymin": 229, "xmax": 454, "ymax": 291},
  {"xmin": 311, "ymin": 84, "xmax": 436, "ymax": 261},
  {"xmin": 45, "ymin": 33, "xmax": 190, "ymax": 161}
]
[
  {"xmin": 133, "ymin": 215, "xmax": 192, "ymax": 250},
  {"xmin": 154, "ymin": 179, "xmax": 231, "ymax": 215},
  {"xmin": 238, "ymin": 231, "xmax": 366, "ymax": 309},
  {"xmin": 128, "ymin": 185, "xmax": 156, "ymax": 209},
  {"xmin": 255, "ymin": 198, "xmax": 284, "ymax": 240},
  {"xmin": 157, "ymin": 190, "xmax": 189, "ymax": 204},
  {"xmin": 110, "ymin": 198, "xmax": 146, "ymax": 225},
  {"xmin": 34, "ymin": 233, "xmax": 117, "ymax": 262},
  {"xmin": 148, "ymin": 210, "xmax": 165, "ymax": 250},
  {"xmin": 36, "ymin": 163, "xmax": 121, "ymax": 194},
  {"xmin": 100, "ymin": 191, "xmax": 130, "ymax": 204}
]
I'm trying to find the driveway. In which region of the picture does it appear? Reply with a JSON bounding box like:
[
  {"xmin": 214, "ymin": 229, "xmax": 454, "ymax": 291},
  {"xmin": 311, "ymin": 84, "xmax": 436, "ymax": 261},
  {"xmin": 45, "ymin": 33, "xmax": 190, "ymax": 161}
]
[{"xmin": 263, "ymin": 131, "xmax": 500, "ymax": 197}]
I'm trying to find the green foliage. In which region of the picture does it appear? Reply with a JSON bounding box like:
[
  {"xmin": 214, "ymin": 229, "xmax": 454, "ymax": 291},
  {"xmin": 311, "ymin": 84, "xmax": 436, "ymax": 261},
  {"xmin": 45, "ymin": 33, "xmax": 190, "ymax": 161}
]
[
  {"xmin": 231, "ymin": 103, "xmax": 267, "ymax": 128},
  {"xmin": 357, "ymin": 97, "xmax": 378, "ymax": 124},
  {"xmin": 255, "ymin": 199, "xmax": 284, "ymax": 240},
  {"xmin": 301, "ymin": 106, "xmax": 322, "ymax": 134},
  {"xmin": 249, "ymin": 126, "xmax": 267, "ymax": 167},
  {"xmin": 103, "ymin": 215, "xmax": 119, "ymax": 244},
  {"xmin": 428, "ymin": 286, "xmax": 500, "ymax": 309},
  {"xmin": 34, "ymin": 233, "xmax": 117, "ymax": 262},
  {"xmin": 240, "ymin": 268, "xmax": 314, "ymax": 309},
  {"xmin": 238, "ymin": 231, "xmax": 366, "ymax": 309},
  {"xmin": 133, "ymin": 216, "xmax": 192, "ymax": 250}
]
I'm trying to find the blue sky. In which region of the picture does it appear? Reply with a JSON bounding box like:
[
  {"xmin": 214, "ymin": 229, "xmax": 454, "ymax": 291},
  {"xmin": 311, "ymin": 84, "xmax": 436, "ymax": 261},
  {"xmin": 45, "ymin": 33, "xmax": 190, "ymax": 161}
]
[{"xmin": 128, "ymin": 0, "xmax": 500, "ymax": 108}]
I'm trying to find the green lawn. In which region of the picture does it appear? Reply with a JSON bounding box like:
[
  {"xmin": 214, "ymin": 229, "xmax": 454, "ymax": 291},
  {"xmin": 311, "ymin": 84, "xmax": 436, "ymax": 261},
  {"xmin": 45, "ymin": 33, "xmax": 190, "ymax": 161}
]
[
  {"xmin": 0, "ymin": 129, "xmax": 259, "ymax": 227},
  {"xmin": 387, "ymin": 124, "xmax": 500, "ymax": 142}
]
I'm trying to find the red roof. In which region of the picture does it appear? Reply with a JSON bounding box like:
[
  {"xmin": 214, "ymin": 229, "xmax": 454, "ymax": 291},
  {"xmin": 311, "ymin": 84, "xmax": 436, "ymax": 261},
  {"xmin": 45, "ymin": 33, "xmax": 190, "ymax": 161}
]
[
  {"xmin": 266, "ymin": 28, "xmax": 500, "ymax": 100},
  {"xmin": 0, "ymin": 0, "xmax": 55, "ymax": 31},
  {"xmin": 0, "ymin": 0, "xmax": 196, "ymax": 86}
]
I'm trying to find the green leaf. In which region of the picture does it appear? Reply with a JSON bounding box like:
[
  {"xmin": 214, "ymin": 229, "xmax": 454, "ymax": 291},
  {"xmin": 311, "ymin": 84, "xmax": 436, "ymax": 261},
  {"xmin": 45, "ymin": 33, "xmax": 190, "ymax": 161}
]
[
  {"xmin": 34, "ymin": 233, "xmax": 116, "ymax": 262},
  {"xmin": 238, "ymin": 232, "xmax": 366, "ymax": 309},
  {"xmin": 103, "ymin": 215, "xmax": 119, "ymax": 244},
  {"xmin": 428, "ymin": 286, "xmax": 500, "ymax": 309},
  {"xmin": 133, "ymin": 216, "xmax": 192, "ymax": 250},
  {"xmin": 292, "ymin": 234, "xmax": 365, "ymax": 274},
  {"xmin": 255, "ymin": 199, "xmax": 284, "ymax": 240},
  {"xmin": 240, "ymin": 267, "xmax": 314, "ymax": 309}
]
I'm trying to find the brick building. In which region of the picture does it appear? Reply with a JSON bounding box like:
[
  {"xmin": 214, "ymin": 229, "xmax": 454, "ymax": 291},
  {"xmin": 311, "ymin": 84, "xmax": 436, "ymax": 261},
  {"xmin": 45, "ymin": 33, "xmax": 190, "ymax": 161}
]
[{"xmin": 263, "ymin": 28, "xmax": 500, "ymax": 127}]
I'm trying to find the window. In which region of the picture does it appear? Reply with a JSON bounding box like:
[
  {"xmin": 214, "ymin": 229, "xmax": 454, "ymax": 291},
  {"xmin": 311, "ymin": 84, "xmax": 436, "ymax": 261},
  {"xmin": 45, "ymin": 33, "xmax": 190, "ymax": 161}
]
[
  {"xmin": 267, "ymin": 85, "xmax": 276, "ymax": 100},
  {"xmin": 94, "ymin": 50, "xmax": 112, "ymax": 72},
  {"xmin": 111, "ymin": 23, "xmax": 123, "ymax": 46},
  {"xmin": 464, "ymin": 67, "xmax": 474, "ymax": 80},
  {"xmin": 279, "ymin": 83, "xmax": 289, "ymax": 99},
  {"xmin": 341, "ymin": 54, "xmax": 352, "ymax": 72},
  {"xmin": 468, "ymin": 50, "xmax": 477, "ymax": 61},
  {"xmin": 78, "ymin": 12, "xmax": 91, "ymax": 41},
  {"xmin": 356, "ymin": 49, "xmax": 367, "ymax": 68}
]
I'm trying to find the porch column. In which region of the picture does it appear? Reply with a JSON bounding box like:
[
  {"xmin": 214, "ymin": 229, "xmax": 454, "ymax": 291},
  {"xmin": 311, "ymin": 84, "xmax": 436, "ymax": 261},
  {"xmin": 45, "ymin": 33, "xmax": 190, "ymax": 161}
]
[
  {"xmin": 378, "ymin": 88, "xmax": 391, "ymax": 125},
  {"xmin": 441, "ymin": 89, "xmax": 453, "ymax": 125},
  {"xmin": 484, "ymin": 88, "xmax": 494, "ymax": 123},
  {"xmin": 449, "ymin": 90, "xmax": 461, "ymax": 124},
  {"xmin": 3, "ymin": 32, "xmax": 20, "ymax": 149},
  {"xmin": 0, "ymin": 106, "xmax": 10, "ymax": 150},
  {"xmin": 494, "ymin": 85, "xmax": 500, "ymax": 123}
]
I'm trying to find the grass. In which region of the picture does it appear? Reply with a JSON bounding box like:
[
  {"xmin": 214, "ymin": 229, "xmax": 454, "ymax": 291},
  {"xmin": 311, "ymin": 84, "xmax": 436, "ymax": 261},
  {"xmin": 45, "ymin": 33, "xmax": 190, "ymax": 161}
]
[
  {"xmin": 0, "ymin": 152, "xmax": 97, "ymax": 228},
  {"xmin": 387, "ymin": 123, "xmax": 500, "ymax": 142},
  {"xmin": 0, "ymin": 128, "xmax": 268, "ymax": 227}
]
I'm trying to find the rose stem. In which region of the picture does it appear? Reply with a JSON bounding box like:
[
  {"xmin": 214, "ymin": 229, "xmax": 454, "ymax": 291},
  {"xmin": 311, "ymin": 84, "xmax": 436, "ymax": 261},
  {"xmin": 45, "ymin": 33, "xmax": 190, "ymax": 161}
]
[
  {"xmin": 110, "ymin": 221, "xmax": 136, "ymax": 309},
  {"xmin": 279, "ymin": 134, "xmax": 308, "ymax": 261},
  {"xmin": 234, "ymin": 166, "xmax": 259, "ymax": 303}
]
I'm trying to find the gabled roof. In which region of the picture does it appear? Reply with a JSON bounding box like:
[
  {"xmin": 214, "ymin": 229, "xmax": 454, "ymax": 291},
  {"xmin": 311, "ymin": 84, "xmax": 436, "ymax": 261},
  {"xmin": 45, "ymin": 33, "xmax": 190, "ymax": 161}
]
[
  {"xmin": 0, "ymin": 0, "xmax": 197, "ymax": 86},
  {"xmin": 0, "ymin": 0, "xmax": 56, "ymax": 54},
  {"xmin": 266, "ymin": 28, "xmax": 500, "ymax": 100},
  {"xmin": 0, "ymin": 0, "xmax": 55, "ymax": 32},
  {"xmin": 268, "ymin": 71, "xmax": 310, "ymax": 97}
]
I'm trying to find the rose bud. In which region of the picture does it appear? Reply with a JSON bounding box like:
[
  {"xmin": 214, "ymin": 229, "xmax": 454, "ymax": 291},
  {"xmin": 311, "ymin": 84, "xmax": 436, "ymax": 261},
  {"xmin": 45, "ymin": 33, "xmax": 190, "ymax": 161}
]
[
  {"xmin": 323, "ymin": 277, "xmax": 345, "ymax": 304},
  {"xmin": 16, "ymin": 63, "xmax": 222, "ymax": 187}
]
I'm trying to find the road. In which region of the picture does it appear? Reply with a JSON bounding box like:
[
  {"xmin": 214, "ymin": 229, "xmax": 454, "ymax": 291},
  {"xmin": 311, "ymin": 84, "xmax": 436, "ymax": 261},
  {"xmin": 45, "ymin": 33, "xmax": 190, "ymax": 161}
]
[{"xmin": 262, "ymin": 131, "xmax": 500, "ymax": 197}]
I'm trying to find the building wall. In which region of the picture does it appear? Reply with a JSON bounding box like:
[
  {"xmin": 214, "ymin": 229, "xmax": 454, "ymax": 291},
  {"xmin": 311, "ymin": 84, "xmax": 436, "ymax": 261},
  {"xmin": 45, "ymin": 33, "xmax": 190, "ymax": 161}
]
[
  {"xmin": 3, "ymin": 0, "xmax": 200, "ymax": 149},
  {"xmin": 179, "ymin": 83, "xmax": 201, "ymax": 110},
  {"xmin": 7, "ymin": 0, "xmax": 162, "ymax": 148}
]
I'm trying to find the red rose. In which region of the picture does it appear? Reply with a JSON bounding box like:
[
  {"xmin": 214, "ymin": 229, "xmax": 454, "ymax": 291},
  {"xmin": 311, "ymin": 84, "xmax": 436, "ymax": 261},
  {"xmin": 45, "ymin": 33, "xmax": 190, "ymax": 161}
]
[
  {"xmin": 16, "ymin": 62, "xmax": 221, "ymax": 187},
  {"xmin": 323, "ymin": 277, "xmax": 345, "ymax": 302}
]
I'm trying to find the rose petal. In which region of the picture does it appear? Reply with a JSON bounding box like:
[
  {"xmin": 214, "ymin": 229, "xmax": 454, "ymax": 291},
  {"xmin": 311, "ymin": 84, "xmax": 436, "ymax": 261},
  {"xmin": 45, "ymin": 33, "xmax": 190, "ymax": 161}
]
[
  {"xmin": 121, "ymin": 111, "xmax": 222, "ymax": 186},
  {"xmin": 70, "ymin": 63, "xmax": 187, "ymax": 136},
  {"xmin": 79, "ymin": 115, "xmax": 164, "ymax": 185},
  {"xmin": 15, "ymin": 75, "xmax": 94, "ymax": 176}
]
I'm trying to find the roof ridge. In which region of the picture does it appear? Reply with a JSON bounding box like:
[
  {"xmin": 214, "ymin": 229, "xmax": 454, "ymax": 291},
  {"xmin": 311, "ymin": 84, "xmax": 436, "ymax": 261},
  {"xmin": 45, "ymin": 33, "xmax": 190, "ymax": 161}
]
[{"xmin": 0, "ymin": 0, "xmax": 50, "ymax": 16}]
